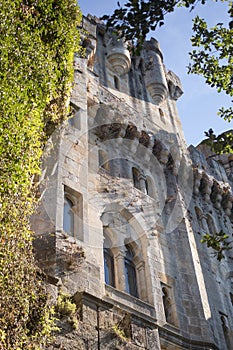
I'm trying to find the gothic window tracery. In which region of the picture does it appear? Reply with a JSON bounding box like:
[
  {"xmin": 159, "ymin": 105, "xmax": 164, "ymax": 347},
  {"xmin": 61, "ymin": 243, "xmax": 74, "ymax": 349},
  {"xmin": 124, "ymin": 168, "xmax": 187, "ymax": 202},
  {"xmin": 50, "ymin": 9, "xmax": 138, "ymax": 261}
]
[{"xmin": 101, "ymin": 211, "xmax": 149, "ymax": 302}]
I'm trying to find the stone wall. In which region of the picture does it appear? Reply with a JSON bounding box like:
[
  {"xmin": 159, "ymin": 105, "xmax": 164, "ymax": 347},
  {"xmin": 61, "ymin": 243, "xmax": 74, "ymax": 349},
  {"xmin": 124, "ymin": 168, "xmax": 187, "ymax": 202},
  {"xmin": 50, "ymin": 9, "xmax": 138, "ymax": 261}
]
[{"xmin": 33, "ymin": 15, "xmax": 233, "ymax": 350}]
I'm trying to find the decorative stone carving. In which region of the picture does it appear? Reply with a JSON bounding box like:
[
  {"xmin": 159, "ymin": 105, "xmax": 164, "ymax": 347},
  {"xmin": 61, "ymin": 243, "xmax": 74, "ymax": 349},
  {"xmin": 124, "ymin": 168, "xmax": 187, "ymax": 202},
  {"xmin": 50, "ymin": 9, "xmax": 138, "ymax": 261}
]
[
  {"xmin": 107, "ymin": 37, "xmax": 131, "ymax": 76},
  {"xmin": 167, "ymin": 70, "xmax": 183, "ymax": 100},
  {"xmin": 193, "ymin": 168, "xmax": 202, "ymax": 195},
  {"xmin": 200, "ymin": 173, "xmax": 213, "ymax": 202},
  {"xmin": 221, "ymin": 191, "xmax": 233, "ymax": 216},
  {"xmin": 210, "ymin": 181, "xmax": 223, "ymax": 209},
  {"xmin": 143, "ymin": 38, "xmax": 168, "ymax": 104}
]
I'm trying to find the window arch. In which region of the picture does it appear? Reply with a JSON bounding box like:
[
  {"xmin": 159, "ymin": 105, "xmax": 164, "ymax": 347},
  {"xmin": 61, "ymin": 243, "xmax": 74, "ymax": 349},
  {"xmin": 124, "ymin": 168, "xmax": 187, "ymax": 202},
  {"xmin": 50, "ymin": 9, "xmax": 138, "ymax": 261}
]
[
  {"xmin": 101, "ymin": 208, "xmax": 150, "ymax": 302},
  {"xmin": 161, "ymin": 283, "xmax": 178, "ymax": 327},
  {"xmin": 63, "ymin": 196, "xmax": 74, "ymax": 237},
  {"xmin": 124, "ymin": 244, "xmax": 138, "ymax": 297}
]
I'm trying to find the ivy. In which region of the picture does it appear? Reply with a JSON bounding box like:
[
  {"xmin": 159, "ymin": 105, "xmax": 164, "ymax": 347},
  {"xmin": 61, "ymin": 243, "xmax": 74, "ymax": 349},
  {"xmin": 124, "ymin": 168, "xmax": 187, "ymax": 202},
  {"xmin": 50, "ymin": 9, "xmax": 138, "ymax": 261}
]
[{"xmin": 0, "ymin": 1, "xmax": 82, "ymax": 348}]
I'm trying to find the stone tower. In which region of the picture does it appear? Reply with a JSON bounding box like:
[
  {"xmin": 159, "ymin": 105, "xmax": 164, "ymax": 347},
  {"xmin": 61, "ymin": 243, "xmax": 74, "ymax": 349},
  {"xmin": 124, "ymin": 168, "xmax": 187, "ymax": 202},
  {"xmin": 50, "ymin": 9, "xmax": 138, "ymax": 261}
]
[{"xmin": 32, "ymin": 15, "xmax": 233, "ymax": 349}]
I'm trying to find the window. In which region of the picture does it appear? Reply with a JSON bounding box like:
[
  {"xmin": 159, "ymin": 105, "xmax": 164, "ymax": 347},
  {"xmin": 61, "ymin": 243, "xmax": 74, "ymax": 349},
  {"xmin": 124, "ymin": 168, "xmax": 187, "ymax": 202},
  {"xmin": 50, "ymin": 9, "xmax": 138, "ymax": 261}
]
[
  {"xmin": 101, "ymin": 210, "xmax": 149, "ymax": 302},
  {"xmin": 63, "ymin": 186, "xmax": 83, "ymax": 240},
  {"xmin": 162, "ymin": 286, "xmax": 171, "ymax": 322},
  {"xmin": 145, "ymin": 176, "xmax": 155, "ymax": 198},
  {"xmin": 220, "ymin": 313, "xmax": 233, "ymax": 349},
  {"xmin": 161, "ymin": 283, "xmax": 178, "ymax": 326},
  {"xmin": 63, "ymin": 196, "xmax": 74, "ymax": 237},
  {"xmin": 104, "ymin": 248, "xmax": 115, "ymax": 287},
  {"xmin": 159, "ymin": 108, "xmax": 166, "ymax": 124},
  {"xmin": 124, "ymin": 245, "xmax": 138, "ymax": 297},
  {"xmin": 114, "ymin": 75, "xmax": 120, "ymax": 90},
  {"xmin": 132, "ymin": 167, "xmax": 141, "ymax": 190},
  {"xmin": 68, "ymin": 103, "xmax": 81, "ymax": 129},
  {"xmin": 230, "ymin": 292, "xmax": 233, "ymax": 306}
]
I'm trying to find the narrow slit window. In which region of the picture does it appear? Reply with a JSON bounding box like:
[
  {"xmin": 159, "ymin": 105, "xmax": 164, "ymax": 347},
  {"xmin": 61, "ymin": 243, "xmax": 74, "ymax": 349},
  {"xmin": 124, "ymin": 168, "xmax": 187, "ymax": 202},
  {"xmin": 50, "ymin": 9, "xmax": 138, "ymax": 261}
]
[{"xmin": 114, "ymin": 75, "xmax": 120, "ymax": 90}]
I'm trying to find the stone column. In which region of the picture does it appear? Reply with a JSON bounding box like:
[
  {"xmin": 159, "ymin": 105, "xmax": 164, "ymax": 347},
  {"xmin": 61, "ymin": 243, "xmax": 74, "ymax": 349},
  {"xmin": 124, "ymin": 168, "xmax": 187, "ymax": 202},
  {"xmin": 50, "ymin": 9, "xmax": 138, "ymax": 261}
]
[
  {"xmin": 139, "ymin": 174, "xmax": 147, "ymax": 194},
  {"xmin": 113, "ymin": 249, "xmax": 126, "ymax": 291},
  {"xmin": 136, "ymin": 261, "xmax": 147, "ymax": 301}
]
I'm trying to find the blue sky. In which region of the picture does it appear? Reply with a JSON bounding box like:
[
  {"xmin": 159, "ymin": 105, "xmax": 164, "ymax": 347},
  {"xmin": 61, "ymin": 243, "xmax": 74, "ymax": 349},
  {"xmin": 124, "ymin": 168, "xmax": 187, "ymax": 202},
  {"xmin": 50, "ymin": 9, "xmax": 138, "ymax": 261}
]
[{"xmin": 78, "ymin": 0, "xmax": 232, "ymax": 146}]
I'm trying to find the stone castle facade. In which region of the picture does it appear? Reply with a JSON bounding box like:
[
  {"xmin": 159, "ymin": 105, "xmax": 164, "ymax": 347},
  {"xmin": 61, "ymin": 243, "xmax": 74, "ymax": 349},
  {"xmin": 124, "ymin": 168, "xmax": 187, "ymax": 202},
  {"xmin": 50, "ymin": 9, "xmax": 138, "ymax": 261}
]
[{"xmin": 32, "ymin": 15, "xmax": 233, "ymax": 349}]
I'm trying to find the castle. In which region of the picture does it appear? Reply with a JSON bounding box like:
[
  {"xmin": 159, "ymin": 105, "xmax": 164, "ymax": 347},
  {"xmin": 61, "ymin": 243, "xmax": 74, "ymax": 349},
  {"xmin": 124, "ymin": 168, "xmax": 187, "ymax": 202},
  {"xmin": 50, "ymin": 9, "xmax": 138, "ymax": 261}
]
[{"xmin": 32, "ymin": 15, "xmax": 233, "ymax": 349}]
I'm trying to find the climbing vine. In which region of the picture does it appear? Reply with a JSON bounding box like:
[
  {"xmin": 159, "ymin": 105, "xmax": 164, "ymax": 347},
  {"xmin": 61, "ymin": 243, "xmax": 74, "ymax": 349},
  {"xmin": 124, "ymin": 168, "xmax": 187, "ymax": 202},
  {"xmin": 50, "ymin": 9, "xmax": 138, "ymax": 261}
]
[{"xmin": 0, "ymin": 0, "xmax": 82, "ymax": 348}]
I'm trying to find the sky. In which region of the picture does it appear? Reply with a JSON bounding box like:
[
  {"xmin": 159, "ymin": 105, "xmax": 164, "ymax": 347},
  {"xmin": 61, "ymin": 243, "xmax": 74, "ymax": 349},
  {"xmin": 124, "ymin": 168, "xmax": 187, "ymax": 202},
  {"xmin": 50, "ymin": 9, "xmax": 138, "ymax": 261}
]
[{"xmin": 78, "ymin": 0, "xmax": 232, "ymax": 146}]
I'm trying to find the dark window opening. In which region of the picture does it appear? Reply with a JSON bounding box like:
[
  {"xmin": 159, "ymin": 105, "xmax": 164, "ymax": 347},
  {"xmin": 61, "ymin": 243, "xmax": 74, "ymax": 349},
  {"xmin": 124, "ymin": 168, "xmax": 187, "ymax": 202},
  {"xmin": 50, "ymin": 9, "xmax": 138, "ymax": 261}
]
[
  {"xmin": 132, "ymin": 167, "xmax": 141, "ymax": 190},
  {"xmin": 162, "ymin": 286, "xmax": 172, "ymax": 324},
  {"xmin": 124, "ymin": 245, "xmax": 138, "ymax": 297},
  {"xmin": 104, "ymin": 248, "xmax": 115, "ymax": 287},
  {"xmin": 114, "ymin": 75, "xmax": 120, "ymax": 90}
]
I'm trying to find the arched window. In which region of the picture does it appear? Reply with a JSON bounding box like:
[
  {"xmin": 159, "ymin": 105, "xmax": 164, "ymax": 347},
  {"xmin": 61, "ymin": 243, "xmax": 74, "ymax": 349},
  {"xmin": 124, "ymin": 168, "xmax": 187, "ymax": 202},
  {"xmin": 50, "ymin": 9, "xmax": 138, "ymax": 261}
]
[
  {"xmin": 124, "ymin": 245, "xmax": 138, "ymax": 297},
  {"xmin": 63, "ymin": 196, "xmax": 74, "ymax": 237},
  {"xmin": 104, "ymin": 248, "xmax": 115, "ymax": 287},
  {"xmin": 160, "ymin": 282, "xmax": 179, "ymax": 327},
  {"xmin": 220, "ymin": 314, "xmax": 233, "ymax": 349},
  {"xmin": 162, "ymin": 286, "xmax": 171, "ymax": 322},
  {"xmin": 132, "ymin": 167, "xmax": 141, "ymax": 190},
  {"xmin": 62, "ymin": 186, "xmax": 83, "ymax": 240}
]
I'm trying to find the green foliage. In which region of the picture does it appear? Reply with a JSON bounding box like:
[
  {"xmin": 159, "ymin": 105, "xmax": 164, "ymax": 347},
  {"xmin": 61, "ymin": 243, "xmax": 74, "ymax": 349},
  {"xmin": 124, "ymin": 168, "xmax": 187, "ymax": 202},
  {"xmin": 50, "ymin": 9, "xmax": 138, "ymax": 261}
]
[
  {"xmin": 201, "ymin": 230, "xmax": 232, "ymax": 261},
  {"xmin": 102, "ymin": 0, "xmax": 211, "ymax": 50},
  {"xmin": 202, "ymin": 128, "xmax": 233, "ymax": 154},
  {"xmin": 56, "ymin": 292, "xmax": 79, "ymax": 330},
  {"xmin": 112, "ymin": 324, "xmax": 128, "ymax": 341},
  {"xmin": 188, "ymin": 8, "xmax": 233, "ymax": 120},
  {"xmin": 56, "ymin": 293, "xmax": 76, "ymax": 317},
  {"xmin": 0, "ymin": 0, "xmax": 82, "ymax": 348}
]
